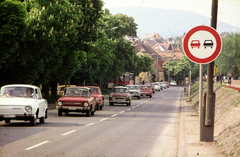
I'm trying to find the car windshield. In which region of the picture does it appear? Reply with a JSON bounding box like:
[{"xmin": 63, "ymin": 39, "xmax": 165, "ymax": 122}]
[
  {"xmin": 112, "ymin": 88, "xmax": 127, "ymax": 93},
  {"xmin": 89, "ymin": 87, "xmax": 99, "ymax": 94},
  {"xmin": 127, "ymin": 86, "xmax": 139, "ymax": 90},
  {"xmin": 0, "ymin": 86, "xmax": 35, "ymax": 98},
  {"xmin": 153, "ymin": 83, "xmax": 159, "ymax": 85},
  {"xmin": 140, "ymin": 86, "xmax": 151, "ymax": 90},
  {"xmin": 65, "ymin": 88, "xmax": 90, "ymax": 97}
]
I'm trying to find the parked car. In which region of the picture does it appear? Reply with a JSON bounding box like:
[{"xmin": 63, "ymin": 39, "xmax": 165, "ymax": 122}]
[
  {"xmin": 170, "ymin": 80, "xmax": 177, "ymax": 86},
  {"xmin": 146, "ymin": 83, "xmax": 156, "ymax": 94},
  {"xmin": 127, "ymin": 85, "xmax": 141, "ymax": 99},
  {"xmin": 159, "ymin": 82, "xmax": 167, "ymax": 89},
  {"xmin": 140, "ymin": 85, "xmax": 153, "ymax": 98},
  {"xmin": 56, "ymin": 87, "xmax": 96, "ymax": 117},
  {"xmin": 86, "ymin": 86, "xmax": 104, "ymax": 110},
  {"xmin": 165, "ymin": 82, "xmax": 170, "ymax": 88},
  {"xmin": 152, "ymin": 82, "xmax": 161, "ymax": 91},
  {"xmin": 109, "ymin": 86, "xmax": 131, "ymax": 106},
  {"xmin": 49, "ymin": 85, "xmax": 76, "ymax": 96},
  {"xmin": 0, "ymin": 84, "xmax": 48, "ymax": 126}
]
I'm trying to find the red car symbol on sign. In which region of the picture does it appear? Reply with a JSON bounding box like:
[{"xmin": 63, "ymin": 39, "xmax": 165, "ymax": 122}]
[{"xmin": 190, "ymin": 40, "xmax": 200, "ymax": 49}]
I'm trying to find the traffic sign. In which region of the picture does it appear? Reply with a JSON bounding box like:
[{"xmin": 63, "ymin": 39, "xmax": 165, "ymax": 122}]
[{"xmin": 183, "ymin": 25, "xmax": 222, "ymax": 64}]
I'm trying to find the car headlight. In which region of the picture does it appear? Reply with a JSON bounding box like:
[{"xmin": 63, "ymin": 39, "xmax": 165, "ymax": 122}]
[
  {"xmin": 126, "ymin": 96, "xmax": 129, "ymax": 99},
  {"xmin": 58, "ymin": 101, "xmax": 62, "ymax": 106},
  {"xmin": 84, "ymin": 102, "xmax": 88, "ymax": 107},
  {"xmin": 109, "ymin": 95, "xmax": 112, "ymax": 98},
  {"xmin": 25, "ymin": 106, "xmax": 32, "ymax": 113}
]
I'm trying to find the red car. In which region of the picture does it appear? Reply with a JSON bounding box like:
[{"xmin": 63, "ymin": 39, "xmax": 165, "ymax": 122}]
[
  {"xmin": 190, "ymin": 40, "xmax": 200, "ymax": 49},
  {"xmin": 56, "ymin": 87, "xmax": 96, "ymax": 117},
  {"xmin": 86, "ymin": 86, "xmax": 104, "ymax": 110},
  {"xmin": 146, "ymin": 83, "xmax": 155, "ymax": 94},
  {"xmin": 140, "ymin": 85, "xmax": 153, "ymax": 98}
]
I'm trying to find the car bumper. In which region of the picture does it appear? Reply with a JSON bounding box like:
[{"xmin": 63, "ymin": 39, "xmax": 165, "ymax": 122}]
[
  {"xmin": 0, "ymin": 113, "xmax": 35, "ymax": 121},
  {"xmin": 109, "ymin": 99, "xmax": 130, "ymax": 104},
  {"xmin": 56, "ymin": 106, "xmax": 91, "ymax": 112}
]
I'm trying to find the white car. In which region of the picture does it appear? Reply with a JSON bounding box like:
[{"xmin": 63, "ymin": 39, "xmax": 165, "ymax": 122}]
[
  {"xmin": 152, "ymin": 82, "xmax": 161, "ymax": 91},
  {"xmin": 0, "ymin": 84, "xmax": 48, "ymax": 126},
  {"xmin": 159, "ymin": 82, "xmax": 167, "ymax": 89},
  {"xmin": 170, "ymin": 80, "xmax": 177, "ymax": 86},
  {"xmin": 127, "ymin": 85, "xmax": 141, "ymax": 99}
]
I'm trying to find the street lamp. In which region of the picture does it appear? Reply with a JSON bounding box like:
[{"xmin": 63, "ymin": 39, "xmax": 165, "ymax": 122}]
[{"xmin": 98, "ymin": 25, "xmax": 118, "ymax": 88}]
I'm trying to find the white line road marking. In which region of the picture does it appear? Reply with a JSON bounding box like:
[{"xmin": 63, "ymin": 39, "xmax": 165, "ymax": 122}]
[
  {"xmin": 62, "ymin": 130, "xmax": 76, "ymax": 136},
  {"xmin": 120, "ymin": 111, "xmax": 125, "ymax": 113},
  {"xmin": 85, "ymin": 123, "xmax": 94, "ymax": 127},
  {"xmin": 132, "ymin": 107, "xmax": 135, "ymax": 109},
  {"xmin": 140, "ymin": 103, "xmax": 142, "ymax": 105},
  {"xmin": 25, "ymin": 141, "xmax": 49, "ymax": 150},
  {"xmin": 127, "ymin": 108, "xmax": 131, "ymax": 110},
  {"xmin": 112, "ymin": 114, "xmax": 118, "ymax": 117},
  {"xmin": 100, "ymin": 118, "xmax": 108, "ymax": 121},
  {"xmin": 136, "ymin": 105, "xmax": 139, "ymax": 107}
]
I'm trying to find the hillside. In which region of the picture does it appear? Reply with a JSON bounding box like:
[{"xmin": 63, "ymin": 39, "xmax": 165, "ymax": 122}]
[
  {"xmin": 108, "ymin": 6, "xmax": 239, "ymax": 39},
  {"xmin": 189, "ymin": 83, "xmax": 240, "ymax": 156}
]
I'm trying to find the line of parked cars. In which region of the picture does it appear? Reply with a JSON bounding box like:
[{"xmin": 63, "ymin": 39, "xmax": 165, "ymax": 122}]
[
  {"xmin": 0, "ymin": 84, "xmax": 105, "ymax": 126},
  {"xmin": 108, "ymin": 82, "xmax": 170, "ymax": 106},
  {"xmin": 0, "ymin": 81, "xmax": 176, "ymax": 126}
]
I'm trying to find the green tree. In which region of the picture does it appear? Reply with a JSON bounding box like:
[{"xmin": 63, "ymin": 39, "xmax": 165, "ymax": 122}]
[
  {"xmin": 215, "ymin": 33, "xmax": 240, "ymax": 78},
  {"xmin": 0, "ymin": 0, "xmax": 27, "ymax": 85}
]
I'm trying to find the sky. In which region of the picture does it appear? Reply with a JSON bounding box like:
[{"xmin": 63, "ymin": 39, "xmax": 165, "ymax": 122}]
[{"xmin": 102, "ymin": 0, "xmax": 240, "ymax": 30}]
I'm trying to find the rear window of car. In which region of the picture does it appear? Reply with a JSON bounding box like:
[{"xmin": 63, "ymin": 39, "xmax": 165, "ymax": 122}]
[
  {"xmin": 127, "ymin": 86, "xmax": 139, "ymax": 90},
  {"xmin": 112, "ymin": 88, "xmax": 127, "ymax": 93}
]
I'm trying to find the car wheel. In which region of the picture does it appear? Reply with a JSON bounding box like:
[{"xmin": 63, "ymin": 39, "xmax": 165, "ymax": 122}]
[
  {"xmin": 150, "ymin": 95, "xmax": 152, "ymax": 98},
  {"xmin": 91, "ymin": 106, "xmax": 95, "ymax": 116},
  {"xmin": 58, "ymin": 110, "xmax": 62, "ymax": 116},
  {"xmin": 30, "ymin": 114, "xmax": 37, "ymax": 126},
  {"xmin": 100, "ymin": 104, "xmax": 103, "ymax": 110},
  {"xmin": 5, "ymin": 119, "xmax": 10, "ymax": 123},
  {"xmin": 138, "ymin": 96, "xmax": 140, "ymax": 99},
  {"xmin": 110, "ymin": 102, "xmax": 114, "ymax": 106},
  {"xmin": 96, "ymin": 105, "xmax": 100, "ymax": 110},
  {"xmin": 65, "ymin": 111, "xmax": 69, "ymax": 116},
  {"xmin": 86, "ymin": 110, "xmax": 91, "ymax": 117},
  {"xmin": 129, "ymin": 102, "xmax": 131, "ymax": 106},
  {"xmin": 39, "ymin": 116, "xmax": 45, "ymax": 124}
]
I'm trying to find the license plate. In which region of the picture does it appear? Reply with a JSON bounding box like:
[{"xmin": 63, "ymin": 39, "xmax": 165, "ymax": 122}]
[
  {"xmin": 69, "ymin": 107, "xmax": 77, "ymax": 110},
  {"xmin": 4, "ymin": 114, "xmax": 16, "ymax": 118}
]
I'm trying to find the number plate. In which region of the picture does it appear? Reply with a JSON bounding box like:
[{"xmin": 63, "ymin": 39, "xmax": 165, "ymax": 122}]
[
  {"xmin": 4, "ymin": 115, "xmax": 16, "ymax": 118},
  {"xmin": 68, "ymin": 107, "xmax": 77, "ymax": 110}
]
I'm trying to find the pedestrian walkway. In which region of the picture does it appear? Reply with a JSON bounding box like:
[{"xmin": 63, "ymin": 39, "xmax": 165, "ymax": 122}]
[{"xmin": 178, "ymin": 89, "xmax": 224, "ymax": 157}]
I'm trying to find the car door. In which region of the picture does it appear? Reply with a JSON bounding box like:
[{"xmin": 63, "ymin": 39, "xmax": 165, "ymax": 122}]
[{"xmin": 36, "ymin": 88, "xmax": 45, "ymax": 117}]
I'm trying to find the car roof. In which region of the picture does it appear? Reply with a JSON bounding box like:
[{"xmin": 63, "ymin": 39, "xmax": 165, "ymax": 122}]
[
  {"xmin": 114, "ymin": 86, "xmax": 127, "ymax": 88},
  {"xmin": 66, "ymin": 87, "xmax": 90, "ymax": 90},
  {"xmin": 1, "ymin": 84, "xmax": 39, "ymax": 89}
]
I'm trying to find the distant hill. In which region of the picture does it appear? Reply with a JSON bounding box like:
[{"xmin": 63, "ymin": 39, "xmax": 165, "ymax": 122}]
[{"xmin": 108, "ymin": 6, "xmax": 239, "ymax": 39}]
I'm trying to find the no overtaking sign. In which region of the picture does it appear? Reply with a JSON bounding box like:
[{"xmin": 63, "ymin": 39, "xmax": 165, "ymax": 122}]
[{"xmin": 183, "ymin": 25, "xmax": 222, "ymax": 64}]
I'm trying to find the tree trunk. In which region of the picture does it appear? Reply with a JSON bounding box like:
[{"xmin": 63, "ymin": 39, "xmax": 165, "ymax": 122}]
[
  {"xmin": 42, "ymin": 83, "xmax": 50, "ymax": 97},
  {"xmin": 51, "ymin": 82, "xmax": 58, "ymax": 97}
]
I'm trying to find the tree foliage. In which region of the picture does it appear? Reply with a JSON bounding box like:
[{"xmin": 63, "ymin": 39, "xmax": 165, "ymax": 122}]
[{"xmin": 215, "ymin": 33, "xmax": 240, "ymax": 78}]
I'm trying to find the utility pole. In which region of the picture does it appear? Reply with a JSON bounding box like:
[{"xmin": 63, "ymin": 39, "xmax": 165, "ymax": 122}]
[{"xmin": 203, "ymin": 0, "xmax": 218, "ymax": 142}]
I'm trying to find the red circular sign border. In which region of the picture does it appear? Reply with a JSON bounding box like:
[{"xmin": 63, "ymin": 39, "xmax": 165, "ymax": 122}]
[{"xmin": 183, "ymin": 25, "xmax": 222, "ymax": 64}]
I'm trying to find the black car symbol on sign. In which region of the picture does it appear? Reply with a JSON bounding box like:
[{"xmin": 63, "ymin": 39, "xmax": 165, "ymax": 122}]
[{"xmin": 203, "ymin": 40, "xmax": 214, "ymax": 48}]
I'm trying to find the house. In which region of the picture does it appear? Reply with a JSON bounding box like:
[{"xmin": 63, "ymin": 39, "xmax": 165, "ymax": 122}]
[
  {"xmin": 133, "ymin": 41, "xmax": 165, "ymax": 83},
  {"xmin": 145, "ymin": 33, "xmax": 163, "ymax": 40}
]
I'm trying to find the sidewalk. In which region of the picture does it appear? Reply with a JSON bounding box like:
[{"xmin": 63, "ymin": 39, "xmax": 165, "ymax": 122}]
[{"xmin": 178, "ymin": 89, "xmax": 224, "ymax": 157}]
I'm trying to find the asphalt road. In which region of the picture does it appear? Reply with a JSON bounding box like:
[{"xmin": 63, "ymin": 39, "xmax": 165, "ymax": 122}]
[{"xmin": 0, "ymin": 87, "xmax": 182, "ymax": 157}]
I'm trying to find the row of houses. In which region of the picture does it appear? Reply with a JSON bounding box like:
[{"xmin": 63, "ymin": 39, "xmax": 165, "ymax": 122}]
[{"xmin": 125, "ymin": 33, "xmax": 185, "ymax": 84}]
